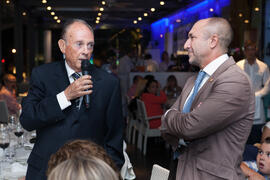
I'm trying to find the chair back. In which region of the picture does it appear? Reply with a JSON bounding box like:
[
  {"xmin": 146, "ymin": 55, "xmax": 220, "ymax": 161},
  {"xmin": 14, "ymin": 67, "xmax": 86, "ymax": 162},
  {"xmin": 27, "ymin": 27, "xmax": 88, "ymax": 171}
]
[
  {"xmin": 0, "ymin": 100, "xmax": 9, "ymax": 123},
  {"xmin": 150, "ymin": 164, "xmax": 170, "ymax": 180},
  {"xmin": 136, "ymin": 99, "xmax": 150, "ymax": 128}
]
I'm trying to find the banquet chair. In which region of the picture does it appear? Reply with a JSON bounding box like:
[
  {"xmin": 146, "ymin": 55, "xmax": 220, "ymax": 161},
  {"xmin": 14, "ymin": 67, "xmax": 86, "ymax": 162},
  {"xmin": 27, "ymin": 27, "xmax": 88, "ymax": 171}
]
[
  {"xmin": 0, "ymin": 100, "xmax": 9, "ymax": 123},
  {"xmin": 126, "ymin": 98, "xmax": 141, "ymax": 146},
  {"xmin": 150, "ymin": 164, "xmax": 170, "ymax": 180},
  {"xmin": 136, "ymin": 99, "xmax": 161, "ymax": 155}
]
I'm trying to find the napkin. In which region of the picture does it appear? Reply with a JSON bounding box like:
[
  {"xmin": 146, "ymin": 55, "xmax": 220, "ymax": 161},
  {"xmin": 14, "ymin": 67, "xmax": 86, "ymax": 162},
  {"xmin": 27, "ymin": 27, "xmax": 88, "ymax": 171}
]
[{"xmin": 10, "ymin": 162, "xmax": 27, "ymax": 173}]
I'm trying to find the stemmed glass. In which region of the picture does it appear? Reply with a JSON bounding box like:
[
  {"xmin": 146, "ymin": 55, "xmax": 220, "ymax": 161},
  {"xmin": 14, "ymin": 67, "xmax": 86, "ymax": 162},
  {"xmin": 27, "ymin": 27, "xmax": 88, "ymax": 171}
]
[{"xmin": 14, "ymin": 122, "xmax": 24, "ymax": 148}]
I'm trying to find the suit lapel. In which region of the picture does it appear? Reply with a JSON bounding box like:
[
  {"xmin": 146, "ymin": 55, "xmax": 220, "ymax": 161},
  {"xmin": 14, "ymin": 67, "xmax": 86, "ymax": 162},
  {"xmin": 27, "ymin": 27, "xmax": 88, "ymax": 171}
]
[
  {"xmin": 179, "ymin": 75, "xmax": 196, "ymax": 111},
  {"xmin": 53, "ymin": 61, "xmax": 70, "ymax": 92},
  {"xmin": 192, "ymin": 57, "xmax": 236, "ymax": 107}
]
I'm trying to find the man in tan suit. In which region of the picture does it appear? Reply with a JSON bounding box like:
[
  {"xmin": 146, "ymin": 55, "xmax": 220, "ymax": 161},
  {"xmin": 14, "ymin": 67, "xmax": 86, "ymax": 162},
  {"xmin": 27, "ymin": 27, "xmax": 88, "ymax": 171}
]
[{"xmin": 161, "ymin": 17, "xmax": 255, "ymax": 180}]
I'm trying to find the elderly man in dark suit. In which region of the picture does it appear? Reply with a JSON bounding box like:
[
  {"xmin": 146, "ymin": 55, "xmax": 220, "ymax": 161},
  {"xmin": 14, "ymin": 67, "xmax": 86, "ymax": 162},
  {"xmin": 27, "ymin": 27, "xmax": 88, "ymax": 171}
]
[
  {"xmin": 161, "ymin": 17, "xmax": 254, "ymax": 180},
  {"xmin": 20, "ymin": 19, "xmax": 124, "ymax": 180}
]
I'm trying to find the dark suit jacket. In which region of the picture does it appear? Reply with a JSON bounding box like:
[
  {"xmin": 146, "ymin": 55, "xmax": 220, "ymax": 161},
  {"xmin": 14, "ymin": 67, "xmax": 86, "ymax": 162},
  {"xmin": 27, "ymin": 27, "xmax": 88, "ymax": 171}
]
[
  {"xmin": 20, "ymin": 61, "xmax": 124, "ymax": 180},
  {"xmin": 161, "ymin": 57, "xmax": 255, "ymax": 180}
]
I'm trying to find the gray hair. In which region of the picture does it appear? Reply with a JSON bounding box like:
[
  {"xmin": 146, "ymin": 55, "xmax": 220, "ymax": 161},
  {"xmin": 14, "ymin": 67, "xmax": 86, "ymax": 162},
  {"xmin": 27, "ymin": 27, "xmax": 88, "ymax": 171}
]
[
  {"xmin": 61, "ymin": 19, "xmax": 94, "ymax": 40},
  {"xmin": 204, "ymin": 17, "xmax": 233, "ymax": 52}
]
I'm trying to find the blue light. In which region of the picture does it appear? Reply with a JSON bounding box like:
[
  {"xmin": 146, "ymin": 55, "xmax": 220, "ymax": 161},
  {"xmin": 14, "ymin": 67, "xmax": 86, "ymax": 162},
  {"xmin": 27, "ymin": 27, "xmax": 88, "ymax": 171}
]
[{"xmin": 151, "ymin": 0, "xmax": 231, "ymax": 53}]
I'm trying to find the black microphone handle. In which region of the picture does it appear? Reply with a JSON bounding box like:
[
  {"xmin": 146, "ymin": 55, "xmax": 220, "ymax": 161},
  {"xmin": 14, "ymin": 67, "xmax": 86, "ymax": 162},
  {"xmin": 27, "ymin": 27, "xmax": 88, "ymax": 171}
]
[{"xmin": 82, "ymin": 60, "xmax": 91, "ymax": 108}]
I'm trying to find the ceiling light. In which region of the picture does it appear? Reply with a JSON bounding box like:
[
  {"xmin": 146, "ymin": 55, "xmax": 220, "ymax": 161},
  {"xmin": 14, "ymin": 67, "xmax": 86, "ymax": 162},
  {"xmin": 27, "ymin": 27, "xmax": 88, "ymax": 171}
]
[
  {"xmin": 98, "ymin": 12, "xmax": 102, "ymax": 16},
  {"xmin": 144, "ymin": 13, "xmax": 148, "ymax": 17},
  {"xmin": 51, "ymin": 12, "xmax": 55, "ymax": 16},
  {"xmin": 239, "ymin": 13, "xmax": 243, "ymax": 17},
  {"xmin": 133, "ymin": 20, "xmax": 137, "ymax": 24},
  {"xmin": 160, "ymin": 1, "xmax": 165, "ymax": 6},
  {"xmin": 22, "ymin": 12, "xmax": 27, "ymax": 16},
  {"xmin": 42, "ymin": 0, "xmax": 47, "ymax": 4},
  {"xmin": 47, "ymin": 6, "xmax": 52, "ymax": 11},
  {"xmin": 54, "ymin": 16, "xmax": 58, "ymax": 20},
  {"xmin": 100, "ymin": 7, "xmax": 104, "ymax": 11},
  {"xmin": 138, "ymin": 17, "xmax": 142, "ymax": 21},
  {"xmin": 102, "ymin": 1, "xmax": 106, "ymax": 5},
  {"xmin": 244, "ymin": 19, "xmax": 249, "ymax": 23},
  {"xmin": 254, "ymin": 7, "xmax": 259, "ymax": 11},
  {"xmin": 209, "ymin": 8, "xmax": 214, "ymax": 12},
  {"xmin": 12, "ymin": 49, "xmax": 16, "ymax": 54},
  {"xmin": 6, "ymin": 0, "xmax": 10, "ymax": 4},
  {"xmin": 96, "ymin": 20, "xmax": 100, "ymax": 24},
  {"xmin": 176, "ymin": 19, "xmax": 181, "ymax": 23},
  {"xmin": 150, "ymin": 8, "xmax": 155, "ymax": 12},
  {"xmin": 57, "ymin": 19, "xmax": 61, "ymax": 23},
  {"xmin": 97, "ymin": 17, "xmax": 100, "ymax": 20}
]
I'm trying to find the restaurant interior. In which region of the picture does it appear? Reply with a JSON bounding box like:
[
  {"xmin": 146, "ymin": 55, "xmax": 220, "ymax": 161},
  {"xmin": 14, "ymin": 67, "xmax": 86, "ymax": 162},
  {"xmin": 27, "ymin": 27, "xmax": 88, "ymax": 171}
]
[{"xmin": 1, "ymin": 0, "xmax": 270, "ymax": 179}]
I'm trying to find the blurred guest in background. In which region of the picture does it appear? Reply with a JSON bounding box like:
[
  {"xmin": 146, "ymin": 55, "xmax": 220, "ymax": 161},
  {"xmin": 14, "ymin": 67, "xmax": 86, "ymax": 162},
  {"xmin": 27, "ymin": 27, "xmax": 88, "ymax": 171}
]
[
  {"xmin": 237, "ymin": 40, "xmax": 270, "ymax": 145},
  {"xmin": 141, "ymin": 79, "xmax": 167, "ymax": 129},
  {"xmin": 127, "ymin": 75, "xmax": 143, "ymax": 99},
  {"xmin": 0, "ymin": 73, "xmax": 21, "ymax": 115},
  {"xmin": 159, "ymin": 51, "xmax": 175, "ymax": 72},
  {"xmin": 48, "ymin": 155, "xmax": 118, "ymax": 180},
  {"xmin": 163, "ymin": 75, "xmax": 182, "ymax": 109},
  {"xmin": 144, "ymin": 53, "xmax": 159, "ymax": 72}
]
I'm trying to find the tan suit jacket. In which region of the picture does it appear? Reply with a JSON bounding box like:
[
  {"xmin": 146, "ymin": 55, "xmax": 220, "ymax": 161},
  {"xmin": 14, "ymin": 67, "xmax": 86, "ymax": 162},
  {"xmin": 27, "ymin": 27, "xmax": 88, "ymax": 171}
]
[{"xmin": 161, "ymin": 57, "xmax": 254, "ymax": 180}]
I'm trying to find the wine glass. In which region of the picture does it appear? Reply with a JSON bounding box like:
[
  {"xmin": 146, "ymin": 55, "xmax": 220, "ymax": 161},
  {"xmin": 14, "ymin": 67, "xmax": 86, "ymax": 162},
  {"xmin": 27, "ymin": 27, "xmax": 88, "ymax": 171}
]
[
  {"xmin": 14, "ymin": 122, "xmax": 24, "ymax": 148},
  {"xmin": 0, "ymin": 124, "xmax": 10, "ymax": 162}
]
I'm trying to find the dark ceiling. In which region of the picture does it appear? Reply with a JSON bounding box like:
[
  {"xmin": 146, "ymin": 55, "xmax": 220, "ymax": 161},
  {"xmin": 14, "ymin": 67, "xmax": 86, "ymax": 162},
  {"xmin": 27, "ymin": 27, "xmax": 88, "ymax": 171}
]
[{"xmin": 0, "ymin": 0, "xmax": 196, "ymax": 29}]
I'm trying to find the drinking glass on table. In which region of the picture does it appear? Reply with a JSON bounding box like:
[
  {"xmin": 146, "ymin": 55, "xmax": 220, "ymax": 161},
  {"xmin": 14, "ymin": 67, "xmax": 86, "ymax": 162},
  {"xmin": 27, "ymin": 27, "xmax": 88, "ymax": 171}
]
[
  {"xmin": 0, "ymin": 124, "xmax": 10, "ymax": 162},
  {"xmin": 14, "ymin": 122, "xmax": 24, "ymax": 148}
]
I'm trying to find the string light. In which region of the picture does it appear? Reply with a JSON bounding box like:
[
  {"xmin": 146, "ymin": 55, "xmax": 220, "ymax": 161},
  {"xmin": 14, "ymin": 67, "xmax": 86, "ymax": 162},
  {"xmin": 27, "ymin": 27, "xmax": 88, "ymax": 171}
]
[
  {"xmin": 46, "ymin": 6, "xmax": 52, "ymax": 11},
  {"xmin": 160, "ymin": 1, "xmax": 165, "ymax": 6},
  {"xmin": 51, "ymin": 12, "xmax": 55, "ymax": 16},
  {"xmin": 144, "ymin": 13, "xmax": 148, "ymax": 17},
  {"xmin": 150, "ymin": 8, "xmax": 155, "ymax": 12},
  {"xmin": 138, "ymin": 17, "xmax": 142, "ymax": 21}
]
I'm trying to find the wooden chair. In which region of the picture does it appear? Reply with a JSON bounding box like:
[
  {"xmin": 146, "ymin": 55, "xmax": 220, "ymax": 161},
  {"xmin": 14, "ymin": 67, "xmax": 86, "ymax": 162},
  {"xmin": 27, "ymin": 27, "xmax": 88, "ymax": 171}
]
[
  {"xmin": 136, "ymin": 99, "xmax": 161, "ymax": 155},
  {"xmin": 150, "ymin": 164, "xmax": 170, "ymax": 180}
]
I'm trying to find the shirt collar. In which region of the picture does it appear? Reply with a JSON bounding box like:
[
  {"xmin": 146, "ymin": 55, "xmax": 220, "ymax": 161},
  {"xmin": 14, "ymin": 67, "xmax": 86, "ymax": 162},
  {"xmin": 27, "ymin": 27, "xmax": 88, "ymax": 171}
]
[
  {"xmin": 65, "ymin": 60, "xmax": 82, "ymax": 78},
  {"xmin": 203, "ymin": 54, "xmax": 229, "ymax": 76}
]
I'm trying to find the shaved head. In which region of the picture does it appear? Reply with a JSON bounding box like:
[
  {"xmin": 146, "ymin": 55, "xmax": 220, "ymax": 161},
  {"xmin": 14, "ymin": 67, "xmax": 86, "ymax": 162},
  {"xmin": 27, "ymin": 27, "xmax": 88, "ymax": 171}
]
[{"xmin": 202, "ymin": 17, "xmax": 233, "ymax": 52}]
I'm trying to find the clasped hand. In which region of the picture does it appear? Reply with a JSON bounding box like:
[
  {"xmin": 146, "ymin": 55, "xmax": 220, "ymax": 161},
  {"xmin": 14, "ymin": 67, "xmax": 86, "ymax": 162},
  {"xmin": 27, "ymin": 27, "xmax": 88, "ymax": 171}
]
[{"xmin": 64, "ymin": 75, "xmax": 93, "ymax": 101}]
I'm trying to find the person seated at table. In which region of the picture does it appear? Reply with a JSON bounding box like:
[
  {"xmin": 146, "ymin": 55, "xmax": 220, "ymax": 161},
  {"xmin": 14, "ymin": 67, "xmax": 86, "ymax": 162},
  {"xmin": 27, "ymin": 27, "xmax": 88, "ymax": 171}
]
[
  {"xmin": 163, "ymin": 75, "xmax": 182, "ymax": 99},
  {"xmin": 48, "ymin": 155, "xmax": 118, "ymax": 180},
  {"xmin": 241, "ymin": 137, "xmax": 270, "ymax": 180},
  {"xmin": 47, "ymin": 139, "xmax": 120, "ymax": 179},
  {"xmin": 0, "ymin": 73, "xmax": 21, "ymax": 115},
  {"xmin": 141, "ymin": 79, "xmax": 167, "ymax": 129},
  {"xmin": 163, "ymin": 75, "xmax": 182, "ymax": 109},
  {"xmin": 127, "ymin": 75, "xmax": 143, "ymax": 99}
]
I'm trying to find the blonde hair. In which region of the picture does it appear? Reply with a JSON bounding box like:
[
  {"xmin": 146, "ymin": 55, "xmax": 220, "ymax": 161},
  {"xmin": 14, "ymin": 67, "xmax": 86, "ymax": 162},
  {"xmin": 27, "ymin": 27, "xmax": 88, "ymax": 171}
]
[{"xmin": 48, "ymin": 155, "xmax": 118, "ymax": 180}]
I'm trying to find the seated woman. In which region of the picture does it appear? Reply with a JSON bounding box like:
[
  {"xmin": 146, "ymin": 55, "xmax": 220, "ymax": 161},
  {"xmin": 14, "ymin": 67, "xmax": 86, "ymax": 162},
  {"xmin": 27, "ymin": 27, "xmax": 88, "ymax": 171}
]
[
  {"xmin": 141, "ymin": 79, "xmax": 167, "ymax": 129},
  {"xmin": 163, "ymin": 75, "xmax": 182, "ymax": 108}
]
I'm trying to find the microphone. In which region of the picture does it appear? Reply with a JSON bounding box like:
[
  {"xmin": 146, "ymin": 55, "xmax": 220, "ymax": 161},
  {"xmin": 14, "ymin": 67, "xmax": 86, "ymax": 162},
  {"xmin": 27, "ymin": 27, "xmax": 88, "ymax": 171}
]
[{"xmin": 81, "ymin": 59, "xmax": 91, "ymax": 108}]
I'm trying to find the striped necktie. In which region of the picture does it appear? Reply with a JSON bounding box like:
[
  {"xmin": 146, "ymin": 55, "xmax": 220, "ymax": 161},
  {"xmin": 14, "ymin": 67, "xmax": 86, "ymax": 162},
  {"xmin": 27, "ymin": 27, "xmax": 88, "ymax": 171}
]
[{"xmin": 71, "ymin": 72, "xmax": 81, "ymax": 109}]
